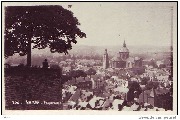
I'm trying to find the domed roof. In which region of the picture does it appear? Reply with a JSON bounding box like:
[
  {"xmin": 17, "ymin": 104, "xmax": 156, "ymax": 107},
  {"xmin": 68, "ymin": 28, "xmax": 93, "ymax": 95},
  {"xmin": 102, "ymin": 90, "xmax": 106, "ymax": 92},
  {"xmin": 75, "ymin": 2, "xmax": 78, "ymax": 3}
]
[
  {"xmin": 119, "ymin": 40, "xmax": 129, "ymax": 53},
  {"xmin": 119, "ymin": 47, "xmax": 129, "ymax": 52}
]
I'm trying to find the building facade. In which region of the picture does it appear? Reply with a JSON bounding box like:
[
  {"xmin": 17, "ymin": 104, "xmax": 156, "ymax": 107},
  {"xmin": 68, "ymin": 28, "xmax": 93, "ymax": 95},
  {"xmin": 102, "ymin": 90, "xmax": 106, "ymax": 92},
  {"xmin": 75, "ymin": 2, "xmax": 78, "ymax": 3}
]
[
  {"xmin": 108, "ymin": 40, "xmax": 143, "ymax": 69},
  {"xmin": 111, "ymin": 40, "xmax": 129, "ymax": 68}
]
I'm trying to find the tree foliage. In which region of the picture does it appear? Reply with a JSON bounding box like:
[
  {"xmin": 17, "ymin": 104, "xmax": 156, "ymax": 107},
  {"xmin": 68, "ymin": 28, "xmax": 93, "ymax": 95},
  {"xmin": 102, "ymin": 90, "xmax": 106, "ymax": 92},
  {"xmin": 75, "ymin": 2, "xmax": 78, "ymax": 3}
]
[
  {"xmin": 86, "ymin": 68, "xmax": 96, "ymax": 77},
  {"xmin": 127, "ymin": 81, "xmax": 142, "ymax": 102},
  {"xmin": 145, "ymin": 81, "xmax": 159, "ymax": 90},
  {"xmin": 68, "ymin": 70, "xmax": 87, "ymax": 79},
  {"xmin": 77, "ymin": 70, "xmax": 87, "ymax": 78},
  {"xmin": 62, "ymin": 75, "xmax": 72, "ymax": 84},
  {"xmin": 141, "ymin": 77, "xmax": 150, "ymax": 85},
  {"xmin": 68, "ymin": 70, "xmax": 78, "ymax": 79},
  {"xmin": 5, "ymin": 6, "xmax": 86, "ymax": 58}
]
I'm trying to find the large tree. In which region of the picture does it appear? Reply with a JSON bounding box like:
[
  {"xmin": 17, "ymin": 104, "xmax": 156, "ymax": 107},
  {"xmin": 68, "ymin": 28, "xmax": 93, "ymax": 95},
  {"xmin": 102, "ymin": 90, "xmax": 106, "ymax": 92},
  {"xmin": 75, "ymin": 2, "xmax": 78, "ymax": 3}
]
[{"xmin": 5, "ymin": 6, "xmax": 86, "ymax": 67}]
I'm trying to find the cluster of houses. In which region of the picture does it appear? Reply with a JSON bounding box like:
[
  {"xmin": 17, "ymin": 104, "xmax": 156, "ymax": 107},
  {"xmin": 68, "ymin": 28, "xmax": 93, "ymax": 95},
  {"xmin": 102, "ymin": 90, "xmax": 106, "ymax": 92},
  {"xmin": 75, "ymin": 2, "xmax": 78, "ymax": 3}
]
[
  {"xmin": 62, "ymin": 83, "xmax": 171, "ymax": 111},
  {"xmin": 61, "ymin": 59, "xmax": 172, "ymax": 110}
]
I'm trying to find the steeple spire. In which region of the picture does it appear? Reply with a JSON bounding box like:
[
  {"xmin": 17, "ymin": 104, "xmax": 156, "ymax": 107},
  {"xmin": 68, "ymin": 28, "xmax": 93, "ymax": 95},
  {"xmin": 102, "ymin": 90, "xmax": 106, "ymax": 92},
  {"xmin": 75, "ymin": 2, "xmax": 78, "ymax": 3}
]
[{"xmin": 123, "ymin": 40, "xmax": 126, "ymax": 47}]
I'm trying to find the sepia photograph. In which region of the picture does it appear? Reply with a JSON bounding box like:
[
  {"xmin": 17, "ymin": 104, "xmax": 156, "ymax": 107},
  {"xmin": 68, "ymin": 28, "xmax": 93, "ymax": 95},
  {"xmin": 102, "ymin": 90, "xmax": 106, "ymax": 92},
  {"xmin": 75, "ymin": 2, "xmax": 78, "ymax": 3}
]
[{"xmin": 1, "ymin": 1, "xmax": 177, "ymax": 115}]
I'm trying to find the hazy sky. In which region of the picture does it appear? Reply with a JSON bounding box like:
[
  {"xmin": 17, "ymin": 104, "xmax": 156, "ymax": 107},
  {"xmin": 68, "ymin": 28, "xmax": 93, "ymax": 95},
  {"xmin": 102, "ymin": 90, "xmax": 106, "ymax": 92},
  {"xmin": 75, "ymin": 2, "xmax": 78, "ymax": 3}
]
[
  {"xmin": 4, "ymin": 2, "xmax": 177, "ymax": 47},
  {"xmin": 60, "ymin": 2, "xmax": 177, "ymax": 47}
]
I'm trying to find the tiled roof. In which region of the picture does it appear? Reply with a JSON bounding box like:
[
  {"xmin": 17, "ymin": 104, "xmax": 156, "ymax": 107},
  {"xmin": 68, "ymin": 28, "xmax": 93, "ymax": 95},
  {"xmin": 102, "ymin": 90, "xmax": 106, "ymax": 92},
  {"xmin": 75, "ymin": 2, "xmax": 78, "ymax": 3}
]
[{"xmin": 68, "ymin": 89, "xmax": 81, "ymax": 102}]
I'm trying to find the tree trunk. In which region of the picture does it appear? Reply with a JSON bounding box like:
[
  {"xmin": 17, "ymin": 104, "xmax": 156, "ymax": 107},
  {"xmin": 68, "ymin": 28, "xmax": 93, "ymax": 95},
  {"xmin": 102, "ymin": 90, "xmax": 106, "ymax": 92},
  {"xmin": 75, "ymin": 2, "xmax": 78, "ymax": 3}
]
[{"xmin": 27, "ymin": 39, "xmax": 31, "ymax": 67}]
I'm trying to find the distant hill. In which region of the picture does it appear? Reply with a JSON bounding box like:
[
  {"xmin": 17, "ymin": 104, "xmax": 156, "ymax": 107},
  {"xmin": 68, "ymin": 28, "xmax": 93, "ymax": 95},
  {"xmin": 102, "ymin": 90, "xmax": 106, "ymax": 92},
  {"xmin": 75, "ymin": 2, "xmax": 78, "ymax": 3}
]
[
  {"xmin": 68, "ymin": 45, "xmax": 171, "ymax": 56},
  {"xmin": 31, "ymin": 45, "xmax": 171, "ymax": 56},
  {"xmin": 5, "ymin": 45, "xmax": 171, "ymax": 65}
]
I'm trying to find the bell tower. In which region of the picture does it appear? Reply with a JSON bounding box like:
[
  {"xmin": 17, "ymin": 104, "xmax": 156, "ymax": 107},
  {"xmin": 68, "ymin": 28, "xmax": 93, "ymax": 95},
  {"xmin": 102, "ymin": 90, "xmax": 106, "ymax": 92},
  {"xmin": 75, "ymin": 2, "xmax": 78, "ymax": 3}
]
[{"xmin": 103, "ymin": 49, "xmax": 109, "ymax": 69}]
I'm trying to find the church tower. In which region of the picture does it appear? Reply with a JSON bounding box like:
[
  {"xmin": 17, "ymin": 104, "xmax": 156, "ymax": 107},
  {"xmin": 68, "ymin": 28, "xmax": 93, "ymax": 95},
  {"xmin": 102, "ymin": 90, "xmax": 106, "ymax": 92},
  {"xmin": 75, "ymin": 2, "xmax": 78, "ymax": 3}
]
[
  {"xmin": 119, "ymin": 40, "xmax": 129, "ymax": 60},
  {"xmin": 103, "ymin": 49, "xmax": 109, "ymax": 69}
]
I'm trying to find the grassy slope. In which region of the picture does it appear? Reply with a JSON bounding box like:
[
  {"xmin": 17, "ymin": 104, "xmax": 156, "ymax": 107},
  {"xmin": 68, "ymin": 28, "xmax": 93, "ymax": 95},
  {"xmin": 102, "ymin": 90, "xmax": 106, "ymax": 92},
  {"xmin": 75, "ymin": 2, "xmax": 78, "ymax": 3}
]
[{"xmin": 5, "ymin": 67, "xmax": 62, "ymax": 110}]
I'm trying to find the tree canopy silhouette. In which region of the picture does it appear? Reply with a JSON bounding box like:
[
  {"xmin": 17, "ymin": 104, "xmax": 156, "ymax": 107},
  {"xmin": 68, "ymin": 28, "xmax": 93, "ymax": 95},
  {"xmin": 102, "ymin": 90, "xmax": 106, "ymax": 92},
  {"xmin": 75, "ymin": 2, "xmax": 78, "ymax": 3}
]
[{"xmin": 5, "ymin": 6, "xmax": 86, "ymax": 66}]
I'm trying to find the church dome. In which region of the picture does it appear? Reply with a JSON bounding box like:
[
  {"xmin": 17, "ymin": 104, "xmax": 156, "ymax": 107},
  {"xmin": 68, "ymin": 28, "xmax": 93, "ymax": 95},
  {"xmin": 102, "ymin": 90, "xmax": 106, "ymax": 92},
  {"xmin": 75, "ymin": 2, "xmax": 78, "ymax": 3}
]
[
  {"xmin": 119, "ymin": 47, "xmax": 129, "ymax": 52},
  {"xmin": 119, "ymin": 40, "xmax": 129, "ymax": 53}
]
